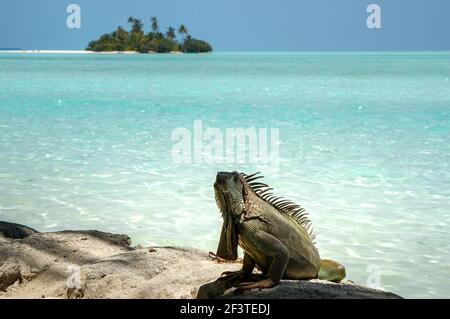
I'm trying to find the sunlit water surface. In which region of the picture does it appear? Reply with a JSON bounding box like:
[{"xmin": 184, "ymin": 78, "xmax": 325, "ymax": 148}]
[{"xmin": 0, "ymin": 52, "xmax": 449, "ymax": 298}]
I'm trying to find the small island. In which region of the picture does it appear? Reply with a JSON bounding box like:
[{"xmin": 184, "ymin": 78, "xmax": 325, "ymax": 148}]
[{"xmin": 86, "ymin": 17, "xmax": 212, "ymax": 53}]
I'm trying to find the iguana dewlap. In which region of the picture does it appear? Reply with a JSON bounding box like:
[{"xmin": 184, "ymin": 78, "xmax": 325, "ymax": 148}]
[{"xmin": 214, "ymin": 171, "xmax": 346, "ymax": 290}]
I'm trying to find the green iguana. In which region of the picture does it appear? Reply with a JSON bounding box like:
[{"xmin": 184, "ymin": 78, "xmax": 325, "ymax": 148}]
[{"xmin": 212, "ymin": 171, "xmax": 346, "ymax": 290}]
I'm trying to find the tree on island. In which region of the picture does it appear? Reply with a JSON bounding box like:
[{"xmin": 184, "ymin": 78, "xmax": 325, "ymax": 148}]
[
  {"xmin": 178, "ymin": 24, "xmax": 188, "ymax": 42},
  {"xmin": 113, "ymin": 27, "xmax": 129, "ymax": 51},
  {"xmin": 128, "ymin": 17, "xmax": 143, "ymax": 33},
  {"xmin": 126, "ymin": 17, "xmax": 146, "ymax": 51},
  {"xmin": 166, "ymin": 27, "xmax": 176, "ymax": 40},
  {"xmin": 150, "ymin": 17, "xmax": 159, "ymax": 34},
  {"xmin": 86, "ymin": 17, "xmax": 212, "ymax": 53}
]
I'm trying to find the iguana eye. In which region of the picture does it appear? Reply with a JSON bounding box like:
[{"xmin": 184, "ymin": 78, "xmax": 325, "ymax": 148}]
[{"xmin": 233, "ymin": 174, "xmax": 239, "ymax": 183}]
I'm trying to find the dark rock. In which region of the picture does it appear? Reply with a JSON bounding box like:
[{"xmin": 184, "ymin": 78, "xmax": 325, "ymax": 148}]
[
  {"xmin": 0, "ymin": 221, "xmax": 39, "ymax": 239},
  {"xmin": 196, "ymin": 279, "xmax": 403, "ymax": 299}
]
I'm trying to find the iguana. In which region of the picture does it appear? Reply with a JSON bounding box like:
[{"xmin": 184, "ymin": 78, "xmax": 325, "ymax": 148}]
[{"xmin": 213, "ymin": 171, "xmax": 346, "ymax": 290}]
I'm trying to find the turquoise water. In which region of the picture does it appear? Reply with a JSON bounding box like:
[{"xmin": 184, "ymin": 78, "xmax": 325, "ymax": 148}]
[{"xmin": 0, "ymin": 52, "xmax": 449, "ymax": 298}]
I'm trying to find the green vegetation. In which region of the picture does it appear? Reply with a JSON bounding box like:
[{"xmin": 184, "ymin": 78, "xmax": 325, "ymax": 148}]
[
  {"xmin": 86, "ymin": 17, "xmax": 212, "ymax": 53},
  {"xmin": 183, "ymin": 38, "xmax": 213, "ymax": 53}
]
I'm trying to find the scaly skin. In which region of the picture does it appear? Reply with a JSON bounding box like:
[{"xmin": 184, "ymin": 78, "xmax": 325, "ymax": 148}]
[{"xmin": 214, "ymin": 171, "xmax": 346, "ymax": 290}]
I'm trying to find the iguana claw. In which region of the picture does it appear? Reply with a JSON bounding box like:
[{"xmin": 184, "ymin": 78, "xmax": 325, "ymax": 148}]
[
  {"xmin": 221, "ymin": 271, "xmax": 239, "ymax": 277},
  {"xmin": 217, "ymin": 270, "xmax": 244, "ymax": 282},
  {"xmin": 236, "ymin": 278, "xmax": 276, "ymax": 291}
]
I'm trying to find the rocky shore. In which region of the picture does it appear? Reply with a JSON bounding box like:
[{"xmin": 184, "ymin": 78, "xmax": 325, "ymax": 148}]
[{"xmin": 0, "ymin": 222, "xmax": 402, "ymax": 299}]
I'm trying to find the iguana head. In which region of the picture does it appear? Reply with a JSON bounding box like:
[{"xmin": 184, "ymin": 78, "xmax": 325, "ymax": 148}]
[
  {"xmin": 214, "ymin": 171, "xmax": 245, "ymax": 260},
  {"xmin": 214, "ymin": 171, "xmax": 245, "ymax": 217}
]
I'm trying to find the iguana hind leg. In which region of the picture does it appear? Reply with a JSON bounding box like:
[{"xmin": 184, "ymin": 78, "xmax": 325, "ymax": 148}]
[{"xmin": 237, "ymin": 231, "xmax": 289, "ymax": 290}]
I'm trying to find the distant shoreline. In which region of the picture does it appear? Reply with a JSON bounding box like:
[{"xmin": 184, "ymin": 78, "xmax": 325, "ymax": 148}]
[
  {"xmin": 1, "ymin": 50, "xmax": 448, "ymax": 55},
  {"xmin": 0, "ymin": 50, "xmax": 159, "ymax": 54},
  {"xmin": 0, "ymin": 50, "xmax": 208, "ymax": 56}
]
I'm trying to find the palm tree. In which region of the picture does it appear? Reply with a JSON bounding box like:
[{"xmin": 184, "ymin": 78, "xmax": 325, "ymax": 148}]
[
  {"xmin": 126, "ymin": 17, "xmax": 144, "ymax": 51},
  {"xmin": 165, "ymin": 27, "xmax": 176, "ymax": 40},
  {"xmin": 178, "ymin": 24, "xmax": 188, "ymax": 42},
  {"xmin": 114, "ymin": 26, "xmax": 129, "ymax": 51},
  {"xmin": 151, "ymin": 17, "xmax": 159, "ymax": 34},
  {"xmin": 128, "ymin": 17, "xmax": 143, "ymax": 33}
]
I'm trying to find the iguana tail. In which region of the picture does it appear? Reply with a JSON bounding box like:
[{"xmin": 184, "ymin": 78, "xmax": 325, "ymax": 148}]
[{"xmin": 318, "ymin": 259, "xmax": 346, "ymax": 282}]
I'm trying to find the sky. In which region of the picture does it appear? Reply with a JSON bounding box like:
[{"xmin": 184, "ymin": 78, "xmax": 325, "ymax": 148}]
[{"xmin": 0, "ymin": 0, "xmax": 449, "ymax": 51}]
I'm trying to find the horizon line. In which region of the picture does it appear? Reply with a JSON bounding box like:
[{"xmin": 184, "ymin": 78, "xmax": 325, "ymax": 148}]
[{"xmin": 1, "ymin": 49, "xmax": 450, "ymax": 54}]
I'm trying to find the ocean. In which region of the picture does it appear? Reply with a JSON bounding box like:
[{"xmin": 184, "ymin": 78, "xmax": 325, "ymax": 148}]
[{"xmin": 0, "ymin": 52, "xmax": 449, "ymax": 298}]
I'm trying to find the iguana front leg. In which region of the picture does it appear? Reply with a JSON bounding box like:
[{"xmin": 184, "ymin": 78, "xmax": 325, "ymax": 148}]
[
  {"xmin": 216, "ymin": 253, "xmax": 255, "ymax": 286},
  {"xmin": 237, "ymin": 231, "xmax": 289, "ymax": 290}
]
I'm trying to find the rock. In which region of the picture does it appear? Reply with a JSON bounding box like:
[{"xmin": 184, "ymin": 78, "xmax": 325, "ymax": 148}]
[
  {"xmin": 67, "ymin": 287, "xmax": 85, "ymax": 299},
  {"xmin": 0, "ymin": 263, "xmax": 22, "ymax": 291},
  {"xmin": 0, "ymin": 227, "xmax": 402, "ymax": 299},
  {"xmin": 0, "ymin": 221, "xmax": 39, "ymax": 239},
  {"xmin": 0, "ymin": 230, "xmax": 240, "ymax": 299},
  {"xmin": 73, "ymin": 247, "xmax": 242, "ymax": 299},
  {"xmin": 0, "ymin": 230, "xmax": 134, "ymax": 298},
  {"xmin": 196, "ymin": 279, "xmax": 403, "ymax": 299}
]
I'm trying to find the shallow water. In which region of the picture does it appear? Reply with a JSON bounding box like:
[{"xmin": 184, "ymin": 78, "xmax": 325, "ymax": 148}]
[{"xmin": 0, "ymin": 52, "xmax": 449, "ymax": 298}]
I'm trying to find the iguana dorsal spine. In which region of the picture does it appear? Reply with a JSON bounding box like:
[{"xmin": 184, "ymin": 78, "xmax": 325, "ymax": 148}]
[{"xmin": 241, "ymin": 172, "xmax": 317, "ymax": 243}]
